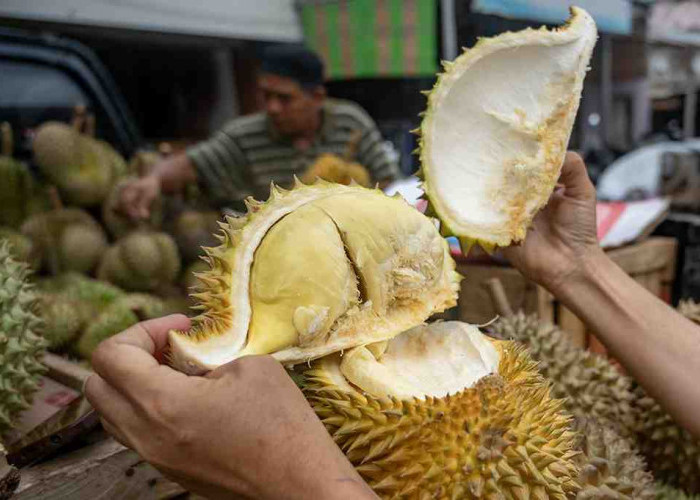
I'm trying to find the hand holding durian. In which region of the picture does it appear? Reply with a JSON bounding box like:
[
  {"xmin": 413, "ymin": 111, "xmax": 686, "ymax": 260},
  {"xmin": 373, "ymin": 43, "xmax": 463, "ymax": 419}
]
[{"xmin": 83, "ymin": 7, "xmax": 700, "ymax": 499}]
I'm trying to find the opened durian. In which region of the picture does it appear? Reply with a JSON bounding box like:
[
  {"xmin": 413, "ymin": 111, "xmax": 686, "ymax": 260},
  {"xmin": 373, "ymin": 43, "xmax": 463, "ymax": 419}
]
[
  {"xmin": 0, "ymin": 241, "xmax": 47, "ymax": 437},
  {"xmin": 97, "ymin": 230, "xmax": 181, "ymax": 292},
  {"xmin": 302, "ymin": 321, "xmax": 581, "ymax": 498},
  {"xmin": 32, "ymin": 121, "xmax": 125, "ymax": 206},
  {"xmin": 419, "ymin": 7, "xmax": 597, "ymax": 251},
  {"xmin": 489, "ymin": 313, "xmax": 637, "ymax": 433},
  {"xmin": 168, "ymin": 181, "xmax": 459, "ymax": 374},
  {"xmin": 21, "ymin": 208, "xmax": 108, "ymax": 275}
]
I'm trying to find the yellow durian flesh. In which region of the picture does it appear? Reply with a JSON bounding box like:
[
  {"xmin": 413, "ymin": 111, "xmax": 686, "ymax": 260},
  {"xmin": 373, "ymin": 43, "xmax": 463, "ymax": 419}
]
[
  {"xmin": 168, "ymin": 182, "xmax": 460, "ymax": 374},
  {"xmin": 420, "ymin": 7, "xmax": 597, "ymax": 249}
]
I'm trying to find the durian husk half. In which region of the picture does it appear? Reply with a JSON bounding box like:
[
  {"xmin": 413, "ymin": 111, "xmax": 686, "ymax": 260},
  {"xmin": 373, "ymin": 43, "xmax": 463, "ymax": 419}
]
[
  {"xmin": 419, "ymin": 7, "xmax": 597, "ymax": 252},
  {"xmin": 301, "ymin": 321, "xmax": 581, "ymax": 499},
  {"xmin": 168, "ymin": 181, "xmax": 460, "ymax": 374}
]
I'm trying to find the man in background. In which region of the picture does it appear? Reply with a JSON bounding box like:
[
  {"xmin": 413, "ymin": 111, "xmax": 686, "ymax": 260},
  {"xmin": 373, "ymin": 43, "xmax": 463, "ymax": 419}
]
[{"xmin": 119, "ymin": 45, "xmax": 400, "ymax": 217}]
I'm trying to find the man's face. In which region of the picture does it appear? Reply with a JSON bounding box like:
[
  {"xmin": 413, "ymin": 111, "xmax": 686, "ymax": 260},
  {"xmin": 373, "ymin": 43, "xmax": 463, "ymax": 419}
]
[{"xmin": 258, "ymin": 73, "xmax": 324, "ymax": 136}]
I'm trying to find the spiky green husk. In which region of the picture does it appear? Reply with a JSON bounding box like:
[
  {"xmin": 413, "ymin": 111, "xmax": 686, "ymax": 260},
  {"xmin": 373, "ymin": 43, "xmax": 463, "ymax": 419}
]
[
  {"xmin": 303, "ymin": 342, "xmax": 580, "ymax": 498},
  {"xmin": 489, "ymin": 313, "xmax": 637, "ymax": 433},
  {"xmin": 574, "ymin": 416, "xmax": 654, "ymax": 499},
  {"xmin": 102, "ymin": 178, "xmax": 164, "ymax": 239},
  {"xmin": 655, "ymin": 483, "xmax": 700, "ymax": 500},
  {"xmin": 0, "ymin": 241, "xmax": 47, "ymax": 437},
  {"xmin": 0, "ymin": 227, "xmax": 39, "ymax": 268},
  {"xmin": 75, "ymin": 293, "xmax": 167, "ymax": 359},
  {"xmin": 37, "ymin": 272, "xmax": 125, "ymax": 312},
  {"xmin": 37, "ymin": 294, "xmax": 86, "ymax": 349},
  {"xmin": 21, "ymin": 208, "xmax": 108, "ymax": 275},
  {"xmin": 633, "ymin": 386, "xmax": 700, "ymax": 494},
  {"xmin": 97, "ymin": 231, "xmax": 181, "ymax": 292}
]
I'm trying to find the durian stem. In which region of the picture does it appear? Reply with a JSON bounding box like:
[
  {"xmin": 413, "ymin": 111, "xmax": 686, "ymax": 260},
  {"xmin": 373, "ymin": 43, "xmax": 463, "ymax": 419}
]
[
  {"xmin": 0, "ymin": 122, "xmax": 12, "ymax": 157},
  {"xmin": 485, "ymin": 278, "xmax": 513, "ymax": 317},
  {"xmin": 71, "ymin": 104, "xmax": 87, "ymax": 133}
]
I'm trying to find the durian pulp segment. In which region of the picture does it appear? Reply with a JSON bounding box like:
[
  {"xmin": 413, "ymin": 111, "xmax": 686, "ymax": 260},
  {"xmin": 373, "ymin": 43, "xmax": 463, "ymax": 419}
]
[
  {"xmin": 168, "ymin": 183, "xmax": 460, "ymax": 374},
  {"xmin": 421, "ymin": 7, "xmax": 597, "ymax": 248},
  {"xmin": 324, "ymin": 322, "xmax": 500, "ymax": 400}
]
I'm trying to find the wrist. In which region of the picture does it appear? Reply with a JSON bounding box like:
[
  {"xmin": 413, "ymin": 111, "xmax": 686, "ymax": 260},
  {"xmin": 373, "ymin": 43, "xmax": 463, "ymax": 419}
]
[{"xmin": 546, "ymin": 245, "xmax": 609, "ymax": 300}]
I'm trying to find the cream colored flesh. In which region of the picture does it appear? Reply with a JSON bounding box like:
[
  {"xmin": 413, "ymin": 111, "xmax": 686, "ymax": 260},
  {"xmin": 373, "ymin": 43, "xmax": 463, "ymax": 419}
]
[
  {"xmin": 422, "ymin": 7, "xmax": 597, "ymax": 246},
  {"xmin": 323, "ymin": 321, "xmax": 500, "ymax": 400},
  {"xmin": 168, "ymin": 184, "xmax": 459, "ymax": 373}
]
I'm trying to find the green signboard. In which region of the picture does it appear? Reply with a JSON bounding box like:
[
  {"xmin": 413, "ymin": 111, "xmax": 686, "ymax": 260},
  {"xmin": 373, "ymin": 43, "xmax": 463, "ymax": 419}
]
[{"xmin": 300, "ymin": 0, "xmax": 437, "ymax": 79}]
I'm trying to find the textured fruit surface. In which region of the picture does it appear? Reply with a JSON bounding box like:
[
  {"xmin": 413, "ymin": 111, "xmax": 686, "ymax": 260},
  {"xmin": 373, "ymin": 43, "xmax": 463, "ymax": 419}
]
[
  {"xmin": 97, "ymin": 231, "xmax": 181, "ymax": 292},
  {"xmin": 633, "ymin": 385, "xmax": 700, "ymax": 494},
  {"xmin": 0, "ymin": 241, "xmax": 47, "ymax": 437},
  {"xmin": 0, "ymin": 227, "xmax": 39, "ymax": 269},
  {"xmin": 37, "ymin": 293, "xmax": 85, "ymax": 349},
  {"xmin": 573, "ymin": 416, "xmax": 654, "ymax": 499},
  {"xmin": 169, "ymin": 181, "xmax": 460, "ymax": 373},
  {"xmin": 419, "ymin": 8, "xmax": 597, "ymax": 251},
  {"xmin": 32, "ymin": 122, "xmax": 124, "ymax": 206},
  {"xmin": 489, "ymin": 313, "xmax": 637, "ymax": 433},
  {"xmin": 0, "ymin": 157, "xmax": 42, "ymax": 229},
  {"xmin": 76, "ymin": 293, "xmax": 167, "ymax": 359},
  {"xmin": 21, "ymin": 208, "xmax": 108, "ymax": 275},
  {"xmin": 303, "ymin": 324, "xmax": 580, "ymax": 499}
]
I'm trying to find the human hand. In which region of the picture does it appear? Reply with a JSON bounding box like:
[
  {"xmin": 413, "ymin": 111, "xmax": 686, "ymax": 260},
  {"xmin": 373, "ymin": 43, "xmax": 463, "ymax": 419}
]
[
  {"xmin": 503, "ymin": 152, "xmax": 602, "ymax": 294},
  {"xmin": 118, "ymin": 174, "xmax": 160, "ymax": 220},
  {"xmin": 84, "ymin": 315, "xmax": 376, "ymax": 500}
]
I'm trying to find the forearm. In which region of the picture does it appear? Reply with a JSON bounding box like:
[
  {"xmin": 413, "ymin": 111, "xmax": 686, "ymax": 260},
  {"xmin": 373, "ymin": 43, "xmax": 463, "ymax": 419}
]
[
  {"xmin": 152, "ymin": 153, "xmax": 197, "ymax": 194},
  {"xmin": 551, "ymin": 249, "xmax": 700, "ymax": 436}
]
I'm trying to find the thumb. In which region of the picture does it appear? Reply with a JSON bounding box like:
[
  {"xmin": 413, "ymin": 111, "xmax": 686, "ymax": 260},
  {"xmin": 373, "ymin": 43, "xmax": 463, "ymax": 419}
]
[{"xmin": 558, "ymin": 151, "xmax": 595, "ymax": 201}]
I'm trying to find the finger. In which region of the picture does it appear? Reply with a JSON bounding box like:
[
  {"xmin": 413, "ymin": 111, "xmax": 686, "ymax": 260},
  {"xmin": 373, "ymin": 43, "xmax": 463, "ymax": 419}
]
[
  {"xmin": 84, "ymin": 374, "xmax": 137, "ymax": 432},
  {"xmin": 91, "ymin": 315, "xmax": 191, "ymax": 396},
  {"xmin": 558, "ymin": 151, "xmax": 595, "ymax": 200},
  {"xmin": 100, "ymin": 417, "xmax": 133, "ymax": 449}
]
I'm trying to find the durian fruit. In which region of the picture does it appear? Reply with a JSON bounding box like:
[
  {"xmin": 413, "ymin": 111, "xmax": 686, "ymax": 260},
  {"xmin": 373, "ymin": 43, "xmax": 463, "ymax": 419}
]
[
  {"xmin": 0, "ymin": 241, "xmax": 47, "ymax": 436},
  {"xmin": 21, "ymin": 208, "xmax": 108, "ymax": 275},
  {"xmin": 573, "ymin": 416, "xmax": 655, "ymax": 499},
  {"xmin": 301, "ymin": 321, "xmax": 582, "ymax": 498},
  {"xmin": 633, "ymin": 386, "xmax": 700, "ymax": 494},
  {"xmin": 37, "ymin": 272, "xmax": 125, "ymax": 312},
  {"xmin": 102, "ymin": 177, "xmax": 164, "ymax": 239},
  {"xmin": 489, "ymin": 313, "xmax": 637, "ymax": 433},
  {"xmin": 678, "ymin": 299, "xmax": 700, "ymax": 324},
  {"xmin": 418, "ymin": 8, "xmax": 597, "ymax": 252},
  {"xmin": 301, "ymin": 153, "xmax": 371, "ymax": 187},
  {"xmin": 0, "ymin": 227, "xmax": 39, "ymax": 269},
  {"xmin": 655, "ymin": 483, "xmax": 700, "ymax": 500},
  {"xmin": 37, "ymin": 293, "xmax": 85, "ymax": 350},
  {"xmin": 97, "ymin": 231, "xmax": 181, "ymax": 292},
  {"xmin": 75, "ymin": 293, "xmax": 167, "ymax": 359},
  {"xmin": 170, "ymin": 209, "xmax": 221, "ymax": 263},
  {"xmin": 32, "ymin": 121, "xmax": 125, "ymax": 206},
  {"xmin": 0, "ymin": 123, "xmax": 46, "ymax": 229},
  {"xmin": 168, "ymin": 181, "xmax": 460, "ymax": 374},
  {"xmin": 181, "ymin": 260, "xmax": 209, "ymax": 294}
]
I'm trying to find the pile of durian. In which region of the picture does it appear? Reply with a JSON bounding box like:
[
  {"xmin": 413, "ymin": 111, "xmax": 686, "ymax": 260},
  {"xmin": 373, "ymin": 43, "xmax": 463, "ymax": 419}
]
[
  {"xmin": 0, "ymin": 109, "xmax": 221, "ymax": 363},
  {"xmin": 3, "ymin": 7, "xmax": 700, "ymax": 499}
]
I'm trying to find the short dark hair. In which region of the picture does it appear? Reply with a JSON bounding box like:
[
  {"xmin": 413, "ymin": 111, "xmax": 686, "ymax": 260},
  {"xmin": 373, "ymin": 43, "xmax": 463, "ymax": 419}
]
[{"xmin": 260, "ymin": 45, "xmax": 325, "ymax": 89}]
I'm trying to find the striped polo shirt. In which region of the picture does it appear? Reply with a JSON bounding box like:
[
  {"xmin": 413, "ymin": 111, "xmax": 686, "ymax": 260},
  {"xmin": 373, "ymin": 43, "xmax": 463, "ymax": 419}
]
[{"xmin": 187, "ymin": 98, "xmax": 401, "ymax": 205}]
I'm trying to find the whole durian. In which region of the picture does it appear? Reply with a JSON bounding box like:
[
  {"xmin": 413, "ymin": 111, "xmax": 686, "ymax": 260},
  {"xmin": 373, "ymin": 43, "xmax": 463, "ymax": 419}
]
[
  {"xmin": 302, "ymin": 322, "xmax": 580, "ymax": 498},
  {"xmin": 97, "ymin": 231, "xmax": 181, "ymax": 292},
  {"xmin": 0, "ymin": 241, "xmax": 47, "ymax": 437},
  {"xmin": 37, "ymin": 272, "xmax": 125, "ymax": 312},
  {"xmin": 76, "ymin": 293, "xmax": 167, "ymax": 359},
  {"xmin": 32, "ymin": 121, "xmax": 125, "ymax": 206},
  {"xmin": 102, "ymin": 177, "xmax": 164, "ymax": 239},
  {"xmin": 168, "ymin": 181, "xmax": 460, "ymax": 374},
  {"xmin": 489, "ymin": 312, "xmax": 637, "ymax": 433},
  {"xmin": 573, "ymin": 416, "xmax": 654, "ymax": 499},
  {"xmin": 21, "ymin": 208, "xmax": 108, "ymax": 275},
  {"xmin": 419, "ymin": 7, "xmax": 596, "ymax": 252},
  {"xmin": 37, "ymin": 293, "xmax": 86, "ymax": 350},
  {"xmin": 301, "ymin": 153, "xmax": 371, "ymax": 187},
  {"xmin": 633, "ymin": 386, "xmax": 700, "ymax": 494}
]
